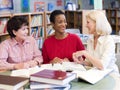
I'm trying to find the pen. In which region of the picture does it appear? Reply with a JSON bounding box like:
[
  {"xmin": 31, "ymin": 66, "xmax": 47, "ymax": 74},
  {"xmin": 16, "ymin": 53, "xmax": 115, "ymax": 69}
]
[{"xmin": 52, "ymin": 63, "xmax": 54, "ymax": 67}]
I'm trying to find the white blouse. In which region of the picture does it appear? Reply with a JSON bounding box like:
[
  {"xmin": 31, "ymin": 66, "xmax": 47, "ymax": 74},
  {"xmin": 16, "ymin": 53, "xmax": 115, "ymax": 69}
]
[{"xmin": 87, "ymin": 35, "xmax": 119, "ymax": 73}]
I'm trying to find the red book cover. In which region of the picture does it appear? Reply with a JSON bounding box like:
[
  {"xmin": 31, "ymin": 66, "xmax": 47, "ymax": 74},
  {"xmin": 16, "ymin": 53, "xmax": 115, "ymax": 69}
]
[
  {"xmin": 0, "ymin": 75, "xmax": 29, "ymax": 90},
  {"xmin": 31, "ymin": 69, "xmax": 67, "ymax": 80},
  {"xmin": 30, "ymin": 69, "xmax": 76, "ymax": 85}
]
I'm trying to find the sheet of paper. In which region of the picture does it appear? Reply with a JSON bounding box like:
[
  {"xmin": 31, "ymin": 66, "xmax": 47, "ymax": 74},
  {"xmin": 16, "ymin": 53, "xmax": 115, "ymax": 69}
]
[
  {"xmin": 73, "ymin": 68, "xmax": 113, "ymax": 84},
  {"xmin": 11, "ymin": 66, "xmax": 43, "ymax": 78}
]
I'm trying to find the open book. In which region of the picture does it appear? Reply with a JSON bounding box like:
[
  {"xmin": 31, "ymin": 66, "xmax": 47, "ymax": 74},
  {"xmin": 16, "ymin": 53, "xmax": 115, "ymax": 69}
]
[
  {"xmin": 41, "ymin": 62, "xmax": 87, "ymax": 72},
  {"xmin": 73, "ymin": 68, "xmax": 113, "ymax": 84},
  {"xmin": 11, "ymin": 62, "xmax": 86, "ymax": 78}
]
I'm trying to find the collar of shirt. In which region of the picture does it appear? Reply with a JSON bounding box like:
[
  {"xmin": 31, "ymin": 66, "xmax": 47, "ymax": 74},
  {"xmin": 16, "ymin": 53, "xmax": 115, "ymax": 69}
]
[
  {"xmin": 10, "ymin": 37, "xmax": 30, "ymax": 46},
  {"xmin": 89, "ymin": 35, "xmax": 107, "ymax": 45}
]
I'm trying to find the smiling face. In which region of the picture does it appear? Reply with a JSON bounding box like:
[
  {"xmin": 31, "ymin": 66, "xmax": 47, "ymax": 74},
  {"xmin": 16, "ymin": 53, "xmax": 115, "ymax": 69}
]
[
  {"xmin": 13, "ymin": 25, "xmax": 28, "ymax": 42},
  {"xmin": 86, "ymin": 17, "xmax": 96, "ymax": 35},
  {"xmin": 52, "ymin": 14, "xmax": 67, "ymax": 34}
]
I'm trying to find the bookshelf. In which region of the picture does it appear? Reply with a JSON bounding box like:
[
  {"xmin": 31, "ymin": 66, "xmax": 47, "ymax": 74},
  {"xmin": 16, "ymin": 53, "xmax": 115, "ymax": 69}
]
[
  {"xmin": 106, "ymin": 9, "xmax": 120, "ymax": 34},
  {"xmin": 44, "ymin": 11, "xmax": 53, "ymax": 39},
  {"xmin": 30, "ymin": 12, "xmax": 44, "ymax": 36},
  {"xmin": 65, "ymin": 10, "xmax": 90, "ymax": 34},
  {"xmin": 65, "ymin": 10, "xmax": 83, "ymax": 34},
  {"xmin": 30, "ymin": 12, "xmax": 44, "ymax": 49},
  {"xmin": 0, "ymin": 14, "xmax": 12, "ymax": 42}
]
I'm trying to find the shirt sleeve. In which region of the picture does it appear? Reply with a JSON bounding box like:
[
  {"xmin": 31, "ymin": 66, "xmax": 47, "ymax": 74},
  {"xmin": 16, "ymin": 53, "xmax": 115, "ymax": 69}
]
[
  {"xmin": 24, "ymin": 37, "xmax": 43, "ymax": 67},
  {"xmin": 100, "ymin": 37, "xmax": 116, "ymax": 69},
  {"xmin": 0, "ymin": 42, "xmax": 15, "ymax": 70}
]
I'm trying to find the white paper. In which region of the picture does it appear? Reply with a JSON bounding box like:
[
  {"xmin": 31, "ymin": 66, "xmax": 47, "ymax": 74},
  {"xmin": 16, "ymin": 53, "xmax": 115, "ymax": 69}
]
[
  {"xmin": 73, "ymin": 68, "xmax": 113, "ymax": 84},
  {"xmin": 11, "ymin": 66, "xmax": 43, "ymax": 78}
]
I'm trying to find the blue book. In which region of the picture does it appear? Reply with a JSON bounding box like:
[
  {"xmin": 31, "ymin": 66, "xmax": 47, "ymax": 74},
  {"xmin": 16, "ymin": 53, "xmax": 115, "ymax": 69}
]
[{"xmin": 48, "ymin": 3, "xmax": 54, "ymax": 11}]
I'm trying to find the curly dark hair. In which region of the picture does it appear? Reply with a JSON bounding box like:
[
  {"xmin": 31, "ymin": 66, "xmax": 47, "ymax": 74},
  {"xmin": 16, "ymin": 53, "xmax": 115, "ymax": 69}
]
[
  {"xmin": 50, "ymin": 10, "xmax": 65, "ymax": 23},
  {"xmin": 7, "ymin": 16, "xmax": 28, "ymax": 38}
]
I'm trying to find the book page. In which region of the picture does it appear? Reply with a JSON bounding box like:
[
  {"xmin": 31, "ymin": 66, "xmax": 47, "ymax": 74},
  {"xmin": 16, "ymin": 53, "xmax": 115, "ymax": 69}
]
[
  {"xmin": 62, "ymin": 62, "xmax": 87, "ymax": 71},
  {"xmin": 73, "ymin": 68, "xmax": 113, "ymax": 84},
  {"xmin": 11, "ymin": 66, "xmax": 43, "ymax": 78},
  {"xmin": 41, "ymin": 62, "xmax": 86, "ymax": 71},
  {"xmin": 11, "ymin": 62, "xmax": 87, "ymax": 78}
]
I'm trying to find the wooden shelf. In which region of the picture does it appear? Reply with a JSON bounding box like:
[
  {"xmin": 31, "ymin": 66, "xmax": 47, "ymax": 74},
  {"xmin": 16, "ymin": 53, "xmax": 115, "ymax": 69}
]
[
  {"xmin": 44, "ymin": 11, "xmax": 53, "ymax": 39},
  {"xmin": 106, "ymin": 9, "xmax": 120, "ymax": 34},
  {"xmin": 0, "ymin": 14, "xmax": 11, "ymax": 42},
  {"xmin": 0, "ymin": 33, "xmax": 8, "ymax": 36}
]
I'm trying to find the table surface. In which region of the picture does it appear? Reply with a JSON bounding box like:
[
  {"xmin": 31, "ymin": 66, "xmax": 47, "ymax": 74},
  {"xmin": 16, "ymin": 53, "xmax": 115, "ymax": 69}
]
[{"xmin": 0, "ymin": 71, "xmax": 120, "ymax": 90}]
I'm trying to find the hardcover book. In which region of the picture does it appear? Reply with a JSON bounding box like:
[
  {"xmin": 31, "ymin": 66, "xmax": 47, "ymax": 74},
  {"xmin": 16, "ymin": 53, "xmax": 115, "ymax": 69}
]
[
  {"xmin": 0, "ymin": 75, "xmax": 29, "ymax": 90},
  {"xmin": 30, "ymin": 69, "xmax": 76, "ymax": 85},
  {"xmin": 30, "ymin": 81, "xmax": 70, "ymax": 89}
]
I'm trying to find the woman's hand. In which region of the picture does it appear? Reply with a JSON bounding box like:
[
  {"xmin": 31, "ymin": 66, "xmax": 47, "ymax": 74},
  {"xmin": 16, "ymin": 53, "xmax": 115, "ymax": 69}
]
[
  {"xmin": 73, "ymin": 50, "xmax": 85, "ymax": 64},
  {"xmin": 63, "ymin": 58, "xmax": 69, "ymax": 62},
  {"xmin": 50, "ymin": 57, "xmax": 70, "ymax": 64},
  {"xmin": 50, "ymin": 57, "xmax": 63, "ymax": 64},
  {"xmin": 14, "ymin": 63, "xmax": 24, "ymax": 70}
]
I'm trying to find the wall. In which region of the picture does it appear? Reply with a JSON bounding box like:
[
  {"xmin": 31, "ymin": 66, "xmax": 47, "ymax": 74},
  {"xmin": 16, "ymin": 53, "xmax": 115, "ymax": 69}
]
[
  {"xmin": 13, "ymin": 0, "xmax": 119, "ymax": 13},
  {"xmin": 0, "ymin": 0, "xmax": 118, "ymax": 13},
  {"xmin": 13, "ymin": 0, "xmax": 64, "ymax": 13}
]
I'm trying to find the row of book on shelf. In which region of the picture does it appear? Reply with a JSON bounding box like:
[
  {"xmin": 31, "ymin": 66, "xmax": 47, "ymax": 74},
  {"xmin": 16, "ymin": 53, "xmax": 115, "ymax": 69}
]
[
  {"xmin": 110, "ymin": 10, "xmax": 120, "ymax": 17},
  {"xmin": 30, "ymin": 27, "xmax": 44, "ymax": 49},
  {"xmin": 46, "ymin": 14, "xmax": 51, "ymax": 24},
  {"xmin": 31, "ymin": 15, "xmax": 43, "ymax": 27},
  {"xmin": 0, "ymin": 18, "xmax": 8, "ymax": 34},
  {"xmin": 31, "ymin": 27, "xmax": 44, "ymax": 38},
  {"xmin": 0, "ymin": 62, "xmax": 113, "ymax": 90}
]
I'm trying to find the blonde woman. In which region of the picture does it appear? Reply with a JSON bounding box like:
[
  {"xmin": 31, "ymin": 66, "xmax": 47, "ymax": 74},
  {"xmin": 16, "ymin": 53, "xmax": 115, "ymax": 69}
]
[{"xmin": 73, "ymin": 10, "xmax": 119, "ymax": 74}]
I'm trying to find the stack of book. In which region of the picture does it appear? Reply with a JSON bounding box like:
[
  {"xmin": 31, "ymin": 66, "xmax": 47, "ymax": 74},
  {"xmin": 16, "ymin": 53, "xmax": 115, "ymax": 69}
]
[{"xmin": 30, "ymin": 69, "xmax": 76, "ymax": 90}]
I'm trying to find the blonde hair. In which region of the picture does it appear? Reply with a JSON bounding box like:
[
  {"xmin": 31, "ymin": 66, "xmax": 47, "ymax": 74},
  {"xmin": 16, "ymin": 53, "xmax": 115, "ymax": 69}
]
[{"xmin": 86, "ymin": 10, "xmax": 112, "ymax": 35}]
